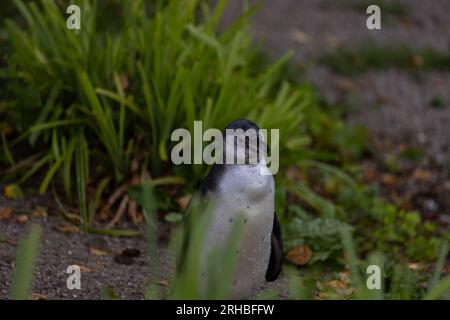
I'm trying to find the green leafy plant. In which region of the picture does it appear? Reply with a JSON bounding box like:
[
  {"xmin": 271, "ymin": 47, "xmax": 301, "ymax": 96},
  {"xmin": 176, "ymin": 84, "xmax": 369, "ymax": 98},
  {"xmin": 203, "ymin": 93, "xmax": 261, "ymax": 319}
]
[{"xmin": 284, "ymin": 205, "xmax": 352, "ymax": 264}]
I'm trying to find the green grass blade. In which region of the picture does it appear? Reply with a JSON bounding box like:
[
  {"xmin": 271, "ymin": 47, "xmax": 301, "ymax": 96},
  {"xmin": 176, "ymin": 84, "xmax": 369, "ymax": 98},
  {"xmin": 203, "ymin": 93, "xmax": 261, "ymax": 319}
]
[
  {"xmin": 11, "ymin": 224, "xmax": 42, "ymax": 300},
  {"xmin": 429, "ymin": 240, "xmax": 449, "ymax": 293}
]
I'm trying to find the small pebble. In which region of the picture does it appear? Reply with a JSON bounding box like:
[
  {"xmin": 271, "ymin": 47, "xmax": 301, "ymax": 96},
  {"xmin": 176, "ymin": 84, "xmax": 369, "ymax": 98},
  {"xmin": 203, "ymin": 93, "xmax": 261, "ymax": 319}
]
[{"xmin": 423, "ymin": 198, "xmax": 438, "ymax": 212}]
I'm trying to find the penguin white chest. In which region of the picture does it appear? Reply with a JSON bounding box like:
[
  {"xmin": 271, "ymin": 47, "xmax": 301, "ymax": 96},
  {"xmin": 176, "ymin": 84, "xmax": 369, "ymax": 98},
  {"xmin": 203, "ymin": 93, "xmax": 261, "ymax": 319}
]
[{"xmin": 206, "ymin": 164, "xmax": 275, "ymax": 298}]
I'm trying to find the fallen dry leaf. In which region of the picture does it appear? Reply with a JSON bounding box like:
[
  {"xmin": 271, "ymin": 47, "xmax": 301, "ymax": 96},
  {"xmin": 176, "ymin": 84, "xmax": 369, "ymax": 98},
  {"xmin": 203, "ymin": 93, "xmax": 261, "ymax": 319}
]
[
  {"xmin": 16, "ymin": 214, "xmax": 28, "ymax": 225},
  {"xmin": 153, "ymin": 278, "xmax": 169, "ymax": 287},
  {"xmin": 176, "ymin": 194, "xmax": 192, "ymax": 210},
  {"xmin": 0, "ymin": 236, "xmax": 17, "ymax": 245},
  {"xmin": 32, "ymin": 208, "xmax": 48, "ymax": 218},
  {"xmin": 0, "ymin": 207, "xmax": 13, "ymax": 220},
  {"xmin": 316, "ymin": 273, "xmax": 354, "ymax": 300},
  {"xmin": 79, "ymin": 265, "xmax": 93, "ymax": 273},
  {"xmin": 95, "ymin": 260, "xmax": 106, "ymax": 267},
  {"xmin": 411, "ymin": 168, "xmax": 433, "ymax": 181},
  {"xmin": 89, "ymin": 246, "xmax": 109, "ymax": 256},
  {"xmin": 408, "ymin": 263, "xmax": 426, "ymax": 271},
  {"xmin": 29, "ymin": 293, "xmax": 47, "ymax": 300},
  {"xmin": 55, "ymin": 223, "xmax": 80, "ymax": 234},
  {"xmin": 286, "ymin": 245, "xmax": 313, "ymax": 266},
  {"xmin": 381, "ymin": 173, "xmax": 397, "ymax": 185},
  {"xmin": 319, "ymin": 280, "xmax": 353, "ymax": 299},
  {"xmin": 328, "ymin": 280, "xmax": 348, "ymax": 290},
  {"xmin": 338, "ymin": 271, "xmax": 352, "ymax": 285}
]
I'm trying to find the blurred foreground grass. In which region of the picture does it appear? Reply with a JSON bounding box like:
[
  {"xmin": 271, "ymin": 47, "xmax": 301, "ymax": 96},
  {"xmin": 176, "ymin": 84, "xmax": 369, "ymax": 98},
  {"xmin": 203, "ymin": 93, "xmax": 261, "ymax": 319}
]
[{"xmin": 10, "ymin": 224, "xmax": 41, "ymax": 300}]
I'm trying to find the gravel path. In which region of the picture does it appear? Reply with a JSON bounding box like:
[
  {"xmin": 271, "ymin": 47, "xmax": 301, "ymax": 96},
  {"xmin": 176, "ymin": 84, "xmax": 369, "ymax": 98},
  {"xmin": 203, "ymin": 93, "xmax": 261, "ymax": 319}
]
[
  {"xmin": 0, "ymin": 197, "xmax": 286, "ymax": 300},
  {"xmin": 1, "ymin": 203, "xmax": 154, "ymax": 300}
]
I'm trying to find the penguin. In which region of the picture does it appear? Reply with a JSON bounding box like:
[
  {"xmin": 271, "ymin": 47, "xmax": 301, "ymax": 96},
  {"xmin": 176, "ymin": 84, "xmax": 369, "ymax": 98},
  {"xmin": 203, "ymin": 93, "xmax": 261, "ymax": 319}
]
[{"xmin": 177, "ymin": 119, "xmax": 283, "ymax": 299}]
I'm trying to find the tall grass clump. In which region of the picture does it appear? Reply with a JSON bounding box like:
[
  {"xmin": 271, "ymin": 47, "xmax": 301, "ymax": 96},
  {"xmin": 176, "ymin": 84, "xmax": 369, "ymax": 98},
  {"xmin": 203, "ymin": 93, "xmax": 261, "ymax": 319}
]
[{"xmin": 1, "ymin": 0, "xmax": 313, "ymax": 229}]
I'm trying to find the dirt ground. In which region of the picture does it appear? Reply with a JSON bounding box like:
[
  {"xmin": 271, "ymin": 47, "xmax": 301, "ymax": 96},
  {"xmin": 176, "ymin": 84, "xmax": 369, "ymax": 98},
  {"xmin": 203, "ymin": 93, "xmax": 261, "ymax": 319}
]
[
  {"xmin": 0, "ymin": 195, "xmax": 287, "ymax": 300},
  {"xmin": 0, "ymin": 196, "xmax": 152, "ymax": 299}
]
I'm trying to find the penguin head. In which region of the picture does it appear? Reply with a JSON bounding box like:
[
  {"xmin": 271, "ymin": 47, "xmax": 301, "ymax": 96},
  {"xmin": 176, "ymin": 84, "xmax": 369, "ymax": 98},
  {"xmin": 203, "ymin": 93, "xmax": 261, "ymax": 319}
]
[
  {"xmin": 224, "ymin": 119, "xmax": 260, "ymax": 131},
  {"xmin": 222, "ymin": 119, "xmax": 267, "ymax": 165}
]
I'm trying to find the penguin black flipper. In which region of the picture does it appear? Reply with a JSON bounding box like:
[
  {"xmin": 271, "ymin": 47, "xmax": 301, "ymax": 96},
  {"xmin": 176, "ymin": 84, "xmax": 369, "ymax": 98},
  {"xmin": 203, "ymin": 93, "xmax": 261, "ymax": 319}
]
[{"xmin": 265, "ymin": 212, "xmax": 283, "ymax": 282}]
